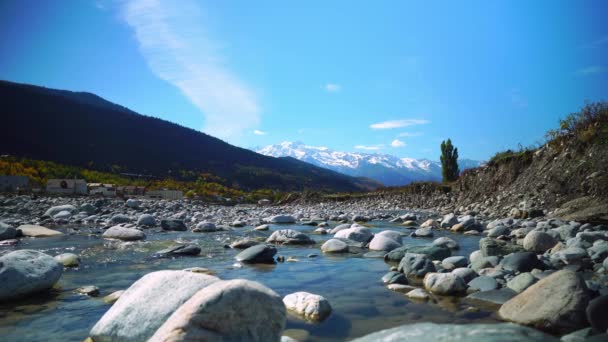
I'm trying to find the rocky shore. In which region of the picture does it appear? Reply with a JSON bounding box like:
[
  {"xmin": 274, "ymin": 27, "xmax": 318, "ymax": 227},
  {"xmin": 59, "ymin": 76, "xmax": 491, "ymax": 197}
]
[{"xmin": 1, "ymin": 194, "xmax": 607, "ymax": 341}]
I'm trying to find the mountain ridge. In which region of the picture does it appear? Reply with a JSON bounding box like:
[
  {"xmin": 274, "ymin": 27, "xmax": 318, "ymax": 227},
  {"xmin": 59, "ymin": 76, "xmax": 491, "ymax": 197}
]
[
  {"xmin": 0, "ymin": 80, "xmax": 374, "ymax": 192},
  {"xmin": 255, "ymin": 141, "xmax": 483, "ymax": 186}
]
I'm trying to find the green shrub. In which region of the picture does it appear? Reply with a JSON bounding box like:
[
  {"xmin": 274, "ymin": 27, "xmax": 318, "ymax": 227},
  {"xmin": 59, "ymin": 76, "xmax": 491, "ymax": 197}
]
[
  {"xmin": 488, "ymin": 146, "xmax": 534, "ymax": 167},
  {"xmin": 546, "ymin": 101, "xmax": 608, "ymax": 148}
]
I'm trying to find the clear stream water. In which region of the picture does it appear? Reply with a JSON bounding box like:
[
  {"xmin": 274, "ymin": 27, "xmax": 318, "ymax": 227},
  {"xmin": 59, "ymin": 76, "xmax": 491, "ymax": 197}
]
[{"xmin": 0, "ymin": 220, "xmax": 500, "ymax": 342}]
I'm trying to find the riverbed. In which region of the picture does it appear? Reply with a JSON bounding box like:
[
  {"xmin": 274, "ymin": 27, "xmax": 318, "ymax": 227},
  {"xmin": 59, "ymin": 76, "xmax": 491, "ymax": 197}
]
[{"xmin": 0, "ymin": 218, "xmax": 500, "ymax": 342}]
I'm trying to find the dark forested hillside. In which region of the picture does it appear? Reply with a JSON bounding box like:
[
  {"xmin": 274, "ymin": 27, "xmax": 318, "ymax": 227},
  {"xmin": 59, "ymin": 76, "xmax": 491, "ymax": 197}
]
[{"xmin": 0, "ymin": 80, "xmax": 376, "ymax": 192}]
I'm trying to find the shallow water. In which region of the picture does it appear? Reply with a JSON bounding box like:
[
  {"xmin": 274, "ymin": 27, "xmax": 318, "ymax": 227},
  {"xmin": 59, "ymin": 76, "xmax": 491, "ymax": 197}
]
[{"xmin": 0, "ymin": 219, "xmax": 500, "ymax": 342}]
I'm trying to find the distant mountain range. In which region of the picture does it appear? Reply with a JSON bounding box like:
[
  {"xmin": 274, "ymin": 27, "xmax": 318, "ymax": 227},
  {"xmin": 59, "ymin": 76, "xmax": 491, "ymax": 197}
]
[
  {"xmin": 0, "ymin": 80, "xmax": 377, "ymax": 192},
  {"xmin": 255, "ymin": 141, "xmax": 483, "ymax": 186}
]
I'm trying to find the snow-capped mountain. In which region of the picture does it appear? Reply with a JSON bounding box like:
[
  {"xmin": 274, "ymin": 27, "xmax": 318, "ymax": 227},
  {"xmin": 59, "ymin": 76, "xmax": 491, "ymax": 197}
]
[{"xmin": 254, "ymin": 141, "xmax": 483, "ymax": 186}]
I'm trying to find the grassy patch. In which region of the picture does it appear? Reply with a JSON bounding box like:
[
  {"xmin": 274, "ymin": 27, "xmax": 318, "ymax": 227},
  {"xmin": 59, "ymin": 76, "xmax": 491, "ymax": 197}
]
[
  {"xmin": 546, "ymin": 101, "xmax": 608, "ymax": 150},
  {"xmin": 488, "ymin": 148, "xmax": 534, "ymax": 166}
]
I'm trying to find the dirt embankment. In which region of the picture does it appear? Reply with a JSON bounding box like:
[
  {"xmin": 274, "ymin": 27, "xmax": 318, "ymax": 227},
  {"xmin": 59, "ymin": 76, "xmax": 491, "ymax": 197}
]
[
  {"xmin": 452, "ymin": 140, "xmax": 608, "ymax": 222},
  {"xmin": 300, "ymin": 137, "xmax": 608, "ymax": 223}
]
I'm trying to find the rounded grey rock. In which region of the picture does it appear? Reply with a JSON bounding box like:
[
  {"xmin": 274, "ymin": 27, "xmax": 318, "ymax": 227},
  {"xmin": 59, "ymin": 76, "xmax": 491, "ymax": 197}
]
[{"xmin": 0, "ymin": 250, "xmax": 63, "ymax": 302}]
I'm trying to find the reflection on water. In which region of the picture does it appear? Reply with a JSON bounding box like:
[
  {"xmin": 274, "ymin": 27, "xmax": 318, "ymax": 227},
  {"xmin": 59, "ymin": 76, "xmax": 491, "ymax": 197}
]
[{"xmin": 0, "ymin": 219, "xmax": 500, "ymax": 342}]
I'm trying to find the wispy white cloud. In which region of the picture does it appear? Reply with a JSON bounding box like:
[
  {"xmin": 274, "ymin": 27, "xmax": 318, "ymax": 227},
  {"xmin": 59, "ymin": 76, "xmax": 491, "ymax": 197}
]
[
  {"xmin": 253, "ymin": 130, "xmax": 266, "ymax": 135},
  {"xmin": 324, "ymin": 83, "xmax": 341, "ymax": 92},
  {"xmin": 370, "ymin": 119, "xmax": 429, "ymax": 130},
  {"xmin": 391, "ymin": 139, "xmax": 406, "ymax": 147},
  {"xmin": 121, "ymin": 0, "xmax": 260, "ymax": 141},
  {"xmin": 355, "ymin": 144, "xmax": 384, "ymax": 151},
  {"xmin": 397, "ymin": 132, "xmax": 423, "ymax": 137},
  {"xmin": 576, "ymin": 65, "xmax": 606, "ymax": 75}
]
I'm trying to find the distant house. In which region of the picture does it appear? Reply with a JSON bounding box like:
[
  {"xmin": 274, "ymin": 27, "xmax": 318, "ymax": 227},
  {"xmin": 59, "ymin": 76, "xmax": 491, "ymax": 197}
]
[
  {"xmin": 0, "ymin": 175, "xmax": 29, "ymax": 192},
  {"xmin": 117, "ymin": 185, "xmax": 146, "ymax": 197},
  {"xmin": 146, "ymin": 189, "xmax": 183, "ymax": 200},
  {"xmin": 88, "ymin": 183, "xmax": 117, "ymax": 197},
  {"xmin": 46, "ymin": 179, "xmax": 87, "ymax": 195}
]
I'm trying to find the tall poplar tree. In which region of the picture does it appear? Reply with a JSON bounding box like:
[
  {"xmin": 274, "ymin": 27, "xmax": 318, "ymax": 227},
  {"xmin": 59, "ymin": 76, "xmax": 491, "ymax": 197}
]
[{"xmin": 440, "ymin": 139, "xmax": 459, "ymax": 182}]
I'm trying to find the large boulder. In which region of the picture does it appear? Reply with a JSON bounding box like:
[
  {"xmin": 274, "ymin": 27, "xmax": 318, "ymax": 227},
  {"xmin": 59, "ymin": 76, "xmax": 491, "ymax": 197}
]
[
  {"xmin": 499, "ymin": 252, "xmax": 544, "ymax": 273},
  {"xmin": 90, "ymin": 270, "xmax": 219, "ymax": 342},
  {"xmin": 506, "ymin": 272, "xmax": 537, "ymax": 293},
  {"xmin": 433, "ymin": 236, "xmax": 459, "ymax": 249},
  {"xmin": 149, "ymin": 279, "xmax": 285, "ymax": 342},
  {"xmin": 398, "ymin": 253, "xmax": 436, "ymax": 285},
  {"xmin": 137, "ymin": 214, "xmax": 156, "ymax": 226},
  {"xmin": 423, "ymin": 273, "xmax": 466, "ymax": 295},
  {"xmin": 0, "ymin": 250, "xmax": 63, "ymax": 301},
  {"xmin": 442, "ymin": 256, "xmax": 468, "ymax": 268},
  {"xmin": 420, "ymin": 219, "xmax": 440, "ymax": 229},
  {"xmin": 321, "ymin": 239, "xmax": 349, "ymax": 253},
  {"xmin": 44, "ymin": 204, "xmax": 77, "ymax": 217},
  {"xmin": 375, "ymin": 230, "xmax": 402, "ymax": 242},
  {"xmin": 458, "ymin": 215, "xmax": 477, "ymax": 230},
  {"xmin": 154, "ymin": 245, "xmax": 201, "ymax": 257},
  {"xmin": 126, "ymin": 199, "xmax": 141, "ymax": 209},
  {"xmin": 382, "ymin": 271, "xmax": 408, "ymax": 285},
  {"xmin": 351, "ymin": 214, "xmax": 368, "ymax": 222},
  {"xmin": 588, "ymin": 241, "xmax": 608, "ymax": 262},
  {"xmin": 467, "ymin": 276, "xmax": 499, "ymax": 292},
  {"xmin": 480, "ymin": 238, "xmax": 524, "ymax": 257},
  {"xmin": 53, "ymin": 210, "xmax": 72, "ymax": 220},
  {"xmin": 384, "ymin": 245, "xmax": 451, "ymax": 262},
  {"xmin": 523, "ymin": 231, "xmax": 557, "ymax": 253},
  {"xmin": 17, "ymin": 224, "xmax": 63, "ymax": 237},
  {"xmin": 466, "ymin": 288, "xmax": 518, "ymax": 306},
  {"xmin": 80, "ymin": 203, "xmax": 97, "ymax": 215},
  {"xmin": 350, "ymin": 322, "xmax": 557, "ymax": 342},
  {"xmin": 550, "ymin": 247, "xmax": 588, "ymax": 265},
  {"xmin": 111, "ymin": 214, "xmax": 131, "ymax": 224},
  {"xmin": 235, "ymin": 245, "xmax": 277, "ymax": 264},
  {"xmin": 103, "ymin": 225, "xmax": 145, "ymax": 241},
  {"xmin": 452, "ymin": 268, "xmax": 478, "ymax": 283},
  {"xmin": 412, "ymin": 228, "xmax": 433, "ymax": 238},
  {"xmin": 161, "ymin": 219, "xmax": 188, "ymax": 231},
  {"xmin": 586, "ymin": 295, "xmax": 608, "ymax": 334},
  {"xmin": 229, "ymin": 239, "xmax": 259, "ymax": 249},
  {"xmin": 267, "ymin": 215, "xmax": 296, "ymax": 224},
  {"xmin": 283, "ymin": 291, "xmax": 332, "ymax": 322},
  {"xmin": 266, "ymin": 229, "xmax": 314, "ymax": 245},
  {"xmin": 440, "ymin": 213, "xmax": 458, "ymax": 228},
  {"xmin": 193, "ymin": 222, "xmax": 218, "ymax": 233},
  {"xmin": 334, "ymin": 226, "xmax": 373, "ymax": 243},
  {"xmin": 0, "ymin": 222, "xmax": 17, "ymax": 240},
  {"xmin": 369, "ymin": 232, "xmax": 402, "ymax": 251},
  {"xmin": 328, "ymin": 223, "xmax": 351, "ymax": 234},
  {"xmin": 499, "ymin": 270, "xmax": 591, "ymax": 334},
  {"xmin": 470, "ymin": 256, "xmax": 500, "ymax": 272},
  {"xmin": 487, "ymin": 225, "xmax": 510, "ymax": 238}
]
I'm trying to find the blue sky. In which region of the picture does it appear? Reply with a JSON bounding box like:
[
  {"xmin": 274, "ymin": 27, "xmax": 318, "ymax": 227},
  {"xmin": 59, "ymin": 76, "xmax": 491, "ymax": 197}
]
[{"xmin": 1, "ymin": 0, "xmax": 607, "ymax": 161}]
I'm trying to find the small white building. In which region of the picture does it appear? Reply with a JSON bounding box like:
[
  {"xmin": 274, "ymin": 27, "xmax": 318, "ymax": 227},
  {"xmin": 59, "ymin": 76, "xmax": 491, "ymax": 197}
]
[
  {"xmin": 88, "ymin": 183, "xmax": 117, "ymax": 197},
  {"xmin": 46, "ymin": 179, "xmax": 87, "ymax": 195},
  {"xmin": 0, "ymin": 175, "xmax": 29, "ymax": 192},
  {"xmin": 146, "ymin": 189, "xmax": 183, "ymax": 200}
]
